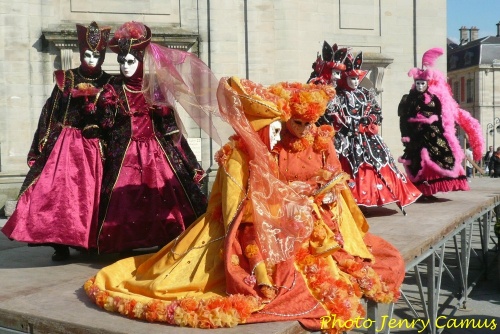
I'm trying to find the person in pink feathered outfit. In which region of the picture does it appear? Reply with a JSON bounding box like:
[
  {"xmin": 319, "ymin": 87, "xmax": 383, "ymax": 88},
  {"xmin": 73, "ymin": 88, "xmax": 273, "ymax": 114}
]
[{"xmin": 398, "ymin": 48, "xmax": 484, "ymax": 199}]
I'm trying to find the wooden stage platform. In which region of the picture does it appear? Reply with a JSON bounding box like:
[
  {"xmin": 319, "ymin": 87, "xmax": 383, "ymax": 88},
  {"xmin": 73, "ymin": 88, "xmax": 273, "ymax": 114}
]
[{"xmin": 0, "ymin": 178, "xmax": 498, "ymax": 334}]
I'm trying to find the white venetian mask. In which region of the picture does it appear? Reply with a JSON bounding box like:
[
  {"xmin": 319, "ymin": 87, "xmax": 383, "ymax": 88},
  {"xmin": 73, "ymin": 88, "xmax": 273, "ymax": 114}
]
[
  {"xmin": 120, "ymin": 53, "xmax": 139, "ymax": 78},
  {"xmin": 269, "ymin": 120, "xmax": 282, "ymax": 150}
]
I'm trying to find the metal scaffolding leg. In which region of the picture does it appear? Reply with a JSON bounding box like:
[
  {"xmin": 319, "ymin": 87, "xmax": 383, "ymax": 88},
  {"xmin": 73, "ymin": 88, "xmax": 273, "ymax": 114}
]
[
  {"xmin": 366, "ymin": 299, "xmax": 378, "ymax": 334},
  {"xmin": 427, "ymin": 252, "xmax": 437, "ymax": 334}
]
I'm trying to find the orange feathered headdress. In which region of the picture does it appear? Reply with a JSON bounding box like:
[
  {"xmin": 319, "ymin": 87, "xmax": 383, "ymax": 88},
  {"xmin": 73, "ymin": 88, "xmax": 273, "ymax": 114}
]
[{"xmin": 268, "ymin": 82, "xmax": 336, "ymax": 123}]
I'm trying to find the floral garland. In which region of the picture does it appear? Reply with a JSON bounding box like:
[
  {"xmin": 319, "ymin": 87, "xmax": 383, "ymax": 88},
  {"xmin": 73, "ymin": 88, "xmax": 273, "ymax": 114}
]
[
  {"xmin": 84, "ymin": 277, "xmax": 262, "ymax": 328},
  {"xmin": 313, "ymin": 124, "xmax": 335, "ymax": 152},
  {"xmin": 214, "ymin": 135, "xmax": 247, "ymax": 166},
  {"xmin": 338, "ymin": 258, "xmax": 399, "ymax": 304},
  {"xmin": 294, "ymin": 246, "xmax": 365, "ymax": 334}
]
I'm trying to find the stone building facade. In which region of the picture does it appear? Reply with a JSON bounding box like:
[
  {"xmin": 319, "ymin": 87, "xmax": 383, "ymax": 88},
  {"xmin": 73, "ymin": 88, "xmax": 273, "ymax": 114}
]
[
  {"xmin": 447, "ymin": 25, "xmax": 500, "ymax": 155},
  {"xmin": 0, "ymin": 0, "xmax": 446, "ymax": 208}
]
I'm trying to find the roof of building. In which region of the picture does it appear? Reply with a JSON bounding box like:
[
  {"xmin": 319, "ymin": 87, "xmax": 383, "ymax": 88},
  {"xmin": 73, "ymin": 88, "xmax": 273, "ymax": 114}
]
[{"xmin": 447, "ymin": 36, "xmax": 500, "ymax": 71}]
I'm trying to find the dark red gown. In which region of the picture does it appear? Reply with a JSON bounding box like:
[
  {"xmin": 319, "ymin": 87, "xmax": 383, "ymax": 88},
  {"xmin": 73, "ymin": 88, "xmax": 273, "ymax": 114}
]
[{"xmin": 96, "ymin": 75, "xmax": 207, "ymax": 253}]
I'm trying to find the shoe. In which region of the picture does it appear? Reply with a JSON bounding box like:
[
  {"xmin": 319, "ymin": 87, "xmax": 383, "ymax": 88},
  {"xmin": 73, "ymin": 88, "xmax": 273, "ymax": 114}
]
[
  {"xmin": 416, "ymin": 195, "xmax": 438, "ymax": 203},
  {"xmin": 51, "ymin": 245, "xmax": 70, "ymax": 261}
]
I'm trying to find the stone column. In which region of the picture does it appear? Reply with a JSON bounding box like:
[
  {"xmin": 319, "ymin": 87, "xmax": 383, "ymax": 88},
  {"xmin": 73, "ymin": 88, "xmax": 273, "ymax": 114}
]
[{"xmin": 57, "ymin": 45, "xmax": 76, "ymax": 70}]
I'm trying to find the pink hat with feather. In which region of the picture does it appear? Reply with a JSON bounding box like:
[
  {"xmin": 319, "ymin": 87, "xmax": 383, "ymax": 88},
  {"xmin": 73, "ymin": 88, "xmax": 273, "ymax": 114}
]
[{"xmin": 408, "ymin": 47, "xmax": 443, "ymax": 82}]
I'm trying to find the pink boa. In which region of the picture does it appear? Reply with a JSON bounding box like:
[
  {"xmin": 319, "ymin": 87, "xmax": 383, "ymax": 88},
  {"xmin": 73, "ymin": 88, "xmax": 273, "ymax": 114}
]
[
  {"xmin": 456, "ymin": 108, "xmax": 484, "ymax": 160},
  {"xmin": 408, "ymin": 114, "xmax": 439, "ymax": 124},
  {"xmin": 420, "ymin": 70, "xmax": 483, "ymax": 170}
]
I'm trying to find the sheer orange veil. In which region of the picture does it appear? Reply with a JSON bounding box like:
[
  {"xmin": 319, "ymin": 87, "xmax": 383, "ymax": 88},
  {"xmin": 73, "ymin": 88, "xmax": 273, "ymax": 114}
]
[{"xmin": 217, "ymin": 77, "xmax": 313, "ymax": 264}]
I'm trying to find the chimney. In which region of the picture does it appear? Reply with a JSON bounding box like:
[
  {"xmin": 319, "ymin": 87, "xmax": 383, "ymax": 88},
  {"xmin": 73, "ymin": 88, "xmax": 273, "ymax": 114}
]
[
  {"xmin": 470, "ymin": 26, "xmax": 479, "ymax": 40},
  {"xmin": 459, "ymin": 26, "xmax": 469, "ymax": 44},
  {"xmin": 497, "ymin": 21, "xmax": 500, "ymax": 37}
]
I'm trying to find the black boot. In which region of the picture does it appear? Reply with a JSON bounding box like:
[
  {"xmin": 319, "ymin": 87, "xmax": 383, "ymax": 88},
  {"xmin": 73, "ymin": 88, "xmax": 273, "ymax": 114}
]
[{"xmin": 51, "ymin": 245, "xmax": 70, "ymax": 261}]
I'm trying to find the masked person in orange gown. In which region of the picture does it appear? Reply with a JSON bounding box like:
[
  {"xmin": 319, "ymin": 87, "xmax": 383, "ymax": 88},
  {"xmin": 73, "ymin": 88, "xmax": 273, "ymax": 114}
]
[
  {"xmin": 270, "ymin": 81, "xmax": 405, "ymax": 330},
  {"xmin": 84, "ymin": 77, "xmax": 404, "ymax": 333}
]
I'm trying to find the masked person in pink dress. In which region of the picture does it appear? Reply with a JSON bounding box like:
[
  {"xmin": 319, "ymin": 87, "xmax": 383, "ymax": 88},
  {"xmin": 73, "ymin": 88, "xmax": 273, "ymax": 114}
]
[
  {"xmin": 2, "ymin": 22, "xmax": 116, "ymax": 261},
  {"xmin": 398, "ymin": 48, "xmax": 484, "ymax": 199},
  {"xmin": 95, "ymin": 21, "xmax": 207, "ymax": 254}
]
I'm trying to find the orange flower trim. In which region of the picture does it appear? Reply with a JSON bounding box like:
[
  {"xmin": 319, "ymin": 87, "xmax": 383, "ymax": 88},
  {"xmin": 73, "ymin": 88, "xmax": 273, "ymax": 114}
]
[
  {"xmin": 279, "ymin": 127, "xmax": 314, "ymax": 152},
  {"xmin": 84, "ymin": 277, "xmax": 262, "ymax": 328},
  {"xmin": 310, "ymin": 220, "xmax": 327, "ymax": 243},
  {"xmin": 294, "ymin": 247, "xmax": 365, "ymax": 333},
  {"xmin": 214, "ymin": 135, "xmax": 247, "ymax": 167},
  {"xmin": 244, "ymin": 244, "xmax": 260, "ymax": 259},
  {"xmin": 269, "ymin": 82, "xmax": 335, "ymax": 123},
  {"xmin": 313, "ymin": 124, "xmax": 335, "ymax": 153},
  {"xmin": 338, "ymin": 259, "xmax": 398, "ymax": 303},
  {"xmin": 232, "ymin": 136, "xmax": 251, "ymax": 160},
  {"xmin": 239, "ymin": 78, "xmax": 292, "ymax": 121},
  {"xmin": 214, "ymin": 143, "xmax": 232, "ymax": 167}
]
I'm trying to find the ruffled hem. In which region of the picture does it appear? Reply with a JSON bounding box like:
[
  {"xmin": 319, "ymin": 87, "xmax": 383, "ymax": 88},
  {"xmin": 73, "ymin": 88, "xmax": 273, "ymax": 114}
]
[{"xmin": 414, "ymin": 176, "xmax": 469, "ymax": 196}]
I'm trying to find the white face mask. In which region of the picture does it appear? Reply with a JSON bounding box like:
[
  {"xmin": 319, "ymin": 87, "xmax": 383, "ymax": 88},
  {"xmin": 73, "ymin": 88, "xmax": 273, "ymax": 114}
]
[
  {"xmin": 415, "ymin": 80, "xmax": 428, "ymax": 93},
  {"xmin": 347, "ymin": 76, "xmax": 360, "ymax": 90},
  {"xmin": 269, "ymin": 120, "xmax": 282, "ymax": 150},
  {"xmin": 120, "ymin": 54, "xmax": 139, "ymax": 78},
  {"xmin": 83, "ymin": 49, "xmax": 100, "ymax": 68},
  {"xmin": 331, "ymin": 70, "xmax": 342, "ymax": 81}
]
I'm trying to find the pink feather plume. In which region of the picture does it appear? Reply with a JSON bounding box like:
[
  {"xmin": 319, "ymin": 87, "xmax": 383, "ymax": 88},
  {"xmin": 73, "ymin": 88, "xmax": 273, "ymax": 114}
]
[{"xmin": 422, "ymin": 48, "xmax": 443, "ymax": 68}]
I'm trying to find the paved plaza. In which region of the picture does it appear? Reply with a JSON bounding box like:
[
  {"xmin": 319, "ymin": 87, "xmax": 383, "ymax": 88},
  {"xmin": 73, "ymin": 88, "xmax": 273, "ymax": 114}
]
[{"xmin": 0, "ymin": 177, "xmax": 499, "ymax": 334}]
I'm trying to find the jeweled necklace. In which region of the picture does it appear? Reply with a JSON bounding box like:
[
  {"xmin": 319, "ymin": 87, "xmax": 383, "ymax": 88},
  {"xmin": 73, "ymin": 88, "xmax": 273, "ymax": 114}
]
[
  {"xmin": 123, "ymin": 84, "xmax": 146, "ymax": 94},
  {"xmin": 77, "ymin": 68, "xmax": 103, "ymax": 81}
]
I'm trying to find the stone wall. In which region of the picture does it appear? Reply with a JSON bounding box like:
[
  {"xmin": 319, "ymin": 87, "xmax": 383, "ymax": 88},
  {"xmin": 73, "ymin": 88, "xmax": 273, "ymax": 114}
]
[{"xmin": 0, "ymin": 0, "xmax": 447, "ymax": 203}]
